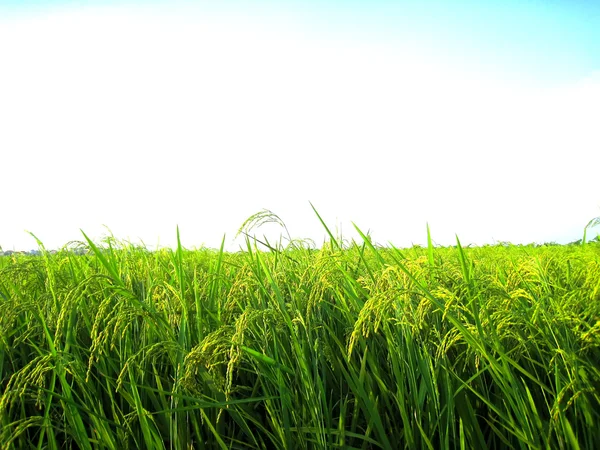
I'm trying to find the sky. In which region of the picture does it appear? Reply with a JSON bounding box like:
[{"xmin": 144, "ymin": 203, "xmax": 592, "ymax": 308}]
[{"xmin": 1, "ymin": 0, "xmax": 599, "ymax": 251}]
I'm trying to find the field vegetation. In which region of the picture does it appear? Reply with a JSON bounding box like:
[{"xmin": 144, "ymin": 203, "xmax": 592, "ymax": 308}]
[{"xmin": 0, "ymin": 211, "xmax": 599, "ymax": 449}]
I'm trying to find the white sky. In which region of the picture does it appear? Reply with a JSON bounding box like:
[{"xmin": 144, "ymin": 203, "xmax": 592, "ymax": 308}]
[{"xmin": 1, "ymin": 5, "xmax": 599, "ymax": 251}]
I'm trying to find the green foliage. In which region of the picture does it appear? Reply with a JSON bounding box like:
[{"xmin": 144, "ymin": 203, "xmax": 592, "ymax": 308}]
[
  {"xmin": 583, "ymin": 215, "xmax": 600, "ymax": 245},
  {"xmin": 1, "ymin": 217, "xmax": 599, "ymax": 449}
]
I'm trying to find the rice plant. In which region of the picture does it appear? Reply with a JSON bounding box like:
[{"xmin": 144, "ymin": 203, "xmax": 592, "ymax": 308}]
[{"xmin": 0, "ymin": 211, "xmax": 599, "ymax": 449}]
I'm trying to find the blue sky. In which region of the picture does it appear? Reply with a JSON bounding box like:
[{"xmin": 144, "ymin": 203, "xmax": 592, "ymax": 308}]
[{"xmin": 1, "ymin": 0, "xmax": 599, "ymax": 250}]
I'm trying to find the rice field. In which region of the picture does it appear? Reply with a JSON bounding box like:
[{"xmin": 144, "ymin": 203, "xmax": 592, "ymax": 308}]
[{"xmin": 1, "ymin": 212, "xmax": 599, "ymax": 449}]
